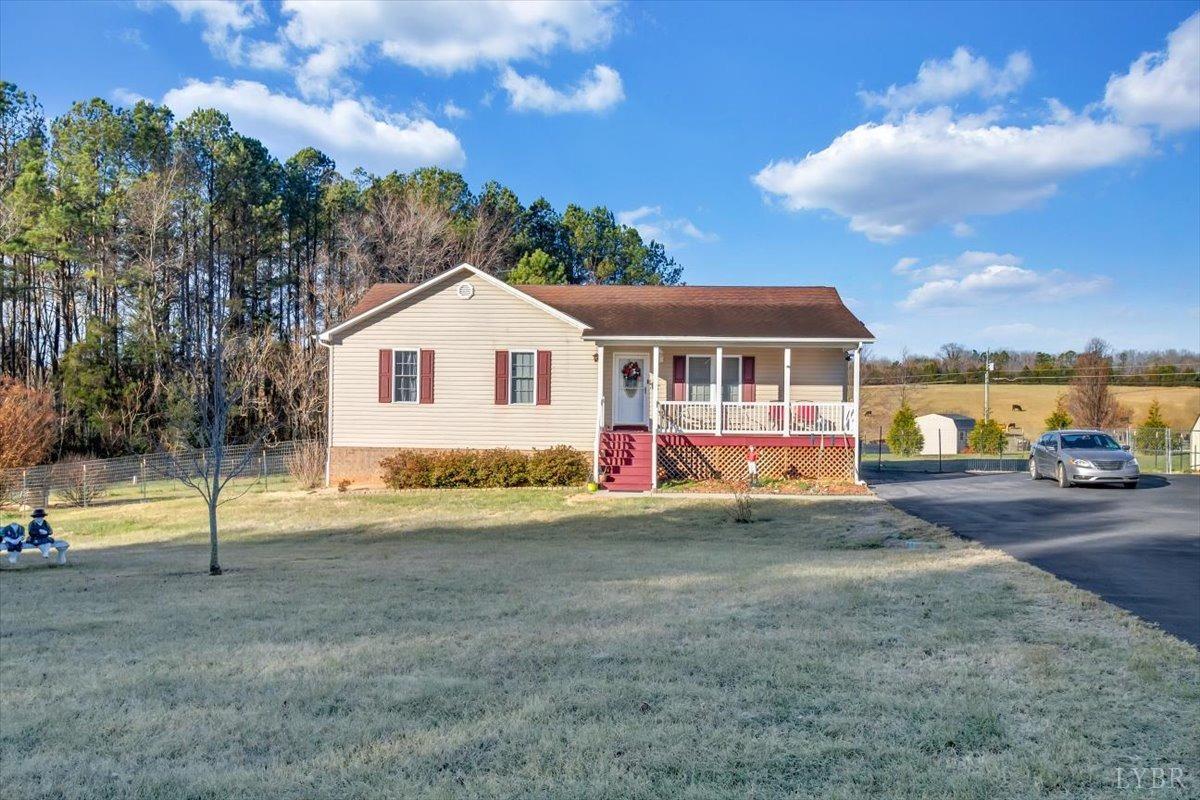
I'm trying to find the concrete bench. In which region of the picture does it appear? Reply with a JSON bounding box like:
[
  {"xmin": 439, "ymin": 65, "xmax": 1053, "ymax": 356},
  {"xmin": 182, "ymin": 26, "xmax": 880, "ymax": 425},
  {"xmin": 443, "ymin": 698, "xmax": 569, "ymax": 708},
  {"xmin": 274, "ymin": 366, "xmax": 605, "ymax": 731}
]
[{"xmin": 4, "ymin": 541, "xmax": 69, "ymax": 566}]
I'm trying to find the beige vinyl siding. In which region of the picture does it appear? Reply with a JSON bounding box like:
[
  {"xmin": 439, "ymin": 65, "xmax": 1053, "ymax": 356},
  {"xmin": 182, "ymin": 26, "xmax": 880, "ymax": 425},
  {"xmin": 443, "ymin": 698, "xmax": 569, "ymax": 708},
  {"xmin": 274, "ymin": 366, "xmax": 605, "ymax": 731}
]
[
  {"xmin": 329, "ymin": 278, "xmax": 597, "ymax": 450},
  {"xmin": 601, "ymin": 346, "xmax": 847, "ymax": 426},
  {"xmin": 618, "ymin": 347, "xmax": 843, "ymax": 406}
]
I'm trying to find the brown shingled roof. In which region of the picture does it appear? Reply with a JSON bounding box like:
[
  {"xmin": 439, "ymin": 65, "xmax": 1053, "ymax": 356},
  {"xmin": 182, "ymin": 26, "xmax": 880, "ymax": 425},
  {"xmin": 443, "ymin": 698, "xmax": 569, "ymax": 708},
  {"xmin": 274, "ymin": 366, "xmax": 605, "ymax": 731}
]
[
  {"xmin": 338, "ymin": 281, "xmax": 873, "ymax": 340},
  {"xmin": 520, "ymin": 285, "xmax": 873, "ymax": 339},
  {"xmin": 343, "ymin": 283, "xmax": 415, "ymax": 319}
]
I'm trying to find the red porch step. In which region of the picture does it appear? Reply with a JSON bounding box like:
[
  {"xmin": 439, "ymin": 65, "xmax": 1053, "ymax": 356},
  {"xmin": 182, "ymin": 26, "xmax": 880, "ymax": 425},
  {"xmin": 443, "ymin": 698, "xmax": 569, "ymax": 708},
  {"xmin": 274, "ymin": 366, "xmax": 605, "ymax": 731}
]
[{"xmin": 599, "ymin": 431, "xmax": 653, "ymax": 492}]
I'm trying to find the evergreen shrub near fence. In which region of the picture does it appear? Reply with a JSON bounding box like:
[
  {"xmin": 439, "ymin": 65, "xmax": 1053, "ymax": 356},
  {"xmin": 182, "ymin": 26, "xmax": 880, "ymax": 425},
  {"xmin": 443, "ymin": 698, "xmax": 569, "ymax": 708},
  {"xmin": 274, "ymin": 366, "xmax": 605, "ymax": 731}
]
[{"xmin": 380, "ymin": 446, "xmax": 589, "ymax": 490}]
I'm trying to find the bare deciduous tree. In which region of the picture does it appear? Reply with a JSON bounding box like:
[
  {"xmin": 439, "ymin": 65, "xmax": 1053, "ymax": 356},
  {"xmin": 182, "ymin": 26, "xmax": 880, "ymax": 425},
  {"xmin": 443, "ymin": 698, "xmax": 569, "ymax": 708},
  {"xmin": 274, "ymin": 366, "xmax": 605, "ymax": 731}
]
[
  {"xmin": 158, "ymin": 309, "xmax": 273, "ymax": 575},
  {"xmin": 1067, "ymin": 338, "xmax": 1130, "ymax": 429}
]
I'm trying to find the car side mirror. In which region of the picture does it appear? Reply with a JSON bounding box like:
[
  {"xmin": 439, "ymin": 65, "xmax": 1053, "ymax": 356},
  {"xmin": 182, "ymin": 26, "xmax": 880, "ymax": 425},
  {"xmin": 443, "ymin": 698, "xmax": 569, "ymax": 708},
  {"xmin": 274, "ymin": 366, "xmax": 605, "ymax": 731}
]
[{"xmin": 1121, "ymin": 444, "xmax": 1130, "ymax": 451}]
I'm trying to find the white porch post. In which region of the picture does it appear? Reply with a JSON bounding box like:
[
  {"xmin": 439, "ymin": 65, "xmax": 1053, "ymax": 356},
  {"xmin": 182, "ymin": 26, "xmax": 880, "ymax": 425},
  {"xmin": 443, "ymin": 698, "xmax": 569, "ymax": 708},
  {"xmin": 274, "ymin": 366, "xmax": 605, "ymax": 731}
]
[
  {"xmin": 852, "ymin": 344, "xmax": 862, "ymax": 484},
  {"xmin": 593, "ymin": 345, "xmax": 605, "ymax": 482},
  {"xmin": 651, "ymin": 345, "xmax": 660, "ymax": 490},
  {"xmin": 714, "ymin": 346, "xmax": 723, "ymax": 435},
  {"xmin": 783, "ymin": 347, "xmax": 792, "ymax": 437}
]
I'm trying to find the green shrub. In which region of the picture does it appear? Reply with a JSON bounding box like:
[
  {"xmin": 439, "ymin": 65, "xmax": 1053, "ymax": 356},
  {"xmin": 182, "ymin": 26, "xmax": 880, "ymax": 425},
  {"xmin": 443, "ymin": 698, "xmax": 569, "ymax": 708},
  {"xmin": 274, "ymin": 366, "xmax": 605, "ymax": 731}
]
[
  {"xmin": 473, "ymin": 449, "xmax": 529, "ymax": 487},
  {"xmin": 886, "ymin": 403, "xmax": 924, "ymax": 457},
  {"xmin": 527, "ymin": 445, "xmax": 590, "ymax": 486},
  {"xmin": 379, "ymin": 451, "xmax": 433, "ymax": 489},
  {"xmin": 426, "ymin": 450, "xmax": 478, "ymax": 487},
  {"xmin": 969, "ymin": 418, "xmax": 1007, "ymax": 455},
  {"xmin": 381, "ymin": 446, "xmax": 589, "ymax": 489}
]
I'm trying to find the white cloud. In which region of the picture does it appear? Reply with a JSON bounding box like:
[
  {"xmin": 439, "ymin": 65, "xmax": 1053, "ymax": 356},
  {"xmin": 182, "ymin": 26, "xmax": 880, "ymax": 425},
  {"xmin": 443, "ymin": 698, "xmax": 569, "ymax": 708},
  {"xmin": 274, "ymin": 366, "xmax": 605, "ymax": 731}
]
[
  {"xmin": 108, "ymin": 27, "xmax": 149, "ymax": 50},
  {"xmin": 859, "ymin": 47, "xmax": 1032, "ymax": 112},
  {"xmin": 753, "ymin": 107, "xmax": 1150, "ymax": 241},
  {"xmin": 162, "ymin": 79, "xmax": 465, "ymax": 173},
  {"xmin": 279, "ymin": 0, "xmax": 617, "ymax": 96},
  {"xmin": 617, "ymin": 206, "xmax": 717, "ymax": 247},
  {"xmin": 500, "ymin": 64, "xmax": 624, "ymax": 114},
  {"xmin": 1104, "ymin": 12, "xmax": 1200, "ymax": 133},
  {"xmin": 441, "ymin": 101, "xmax": 469, "ymax": 120},
  {"xmin": 112, "ymin": 87, "xmax": 151, "ymax": 106},
  {"xmin": 160, "ymin": 0, "xmax": 267, "ymax": 65},
  {"xmin": 896, "ymin": 253, "xmax": 1110, "ymax": 311}
]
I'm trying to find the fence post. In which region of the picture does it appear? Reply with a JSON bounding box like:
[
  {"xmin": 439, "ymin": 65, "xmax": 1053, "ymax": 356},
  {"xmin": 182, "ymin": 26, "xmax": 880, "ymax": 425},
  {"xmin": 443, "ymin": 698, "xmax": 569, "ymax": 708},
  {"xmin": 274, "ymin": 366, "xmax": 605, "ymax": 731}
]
[
  {"xmin": 937, "ymin": 429, "xmax": 942, "ymax": 473},
  {"xmin": 878, "ymin": 425, "xmax": 883, "ymax": 471},
  {"xmin": 262, "ymin": 449, "xmax": 268, "ymax": 492},
  {"xmin": 22, "ymin": 469, "xmax": 27, "ymax": 508},
  {"xmin": 1166, "ymin": 427, "xmax": 1172, "ymax": 475},
  {"xmin": 141, "ymin": 457, "xmax": 147, "ymax": 503}
]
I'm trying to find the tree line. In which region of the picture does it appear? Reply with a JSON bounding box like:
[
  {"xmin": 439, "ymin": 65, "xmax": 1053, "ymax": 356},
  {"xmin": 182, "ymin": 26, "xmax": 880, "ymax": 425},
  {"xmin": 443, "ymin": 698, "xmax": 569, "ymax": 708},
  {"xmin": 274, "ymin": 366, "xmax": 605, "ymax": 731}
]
[
  {"xmin": 0, "ymin": 82, "xmax": 683, "ymax": 462},
  {"xmin": 864, "ymin": 342, "xmax": 1200, "ymax": 387}
]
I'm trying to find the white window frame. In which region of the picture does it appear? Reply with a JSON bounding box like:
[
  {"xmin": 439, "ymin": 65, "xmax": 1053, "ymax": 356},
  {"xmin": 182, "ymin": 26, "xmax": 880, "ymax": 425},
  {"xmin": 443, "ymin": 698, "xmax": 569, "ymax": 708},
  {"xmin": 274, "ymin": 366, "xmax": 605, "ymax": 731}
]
[
  {"xmin": 508, "ymin": 349, "xmax": 537, "ymax": 405},
  {"xmin": 685, "ymin": 354, "xmax": 742, "ymax": 402},
  {"xmin": 392, "ymin": 347, "xmax": 420, "ymax": 404}
]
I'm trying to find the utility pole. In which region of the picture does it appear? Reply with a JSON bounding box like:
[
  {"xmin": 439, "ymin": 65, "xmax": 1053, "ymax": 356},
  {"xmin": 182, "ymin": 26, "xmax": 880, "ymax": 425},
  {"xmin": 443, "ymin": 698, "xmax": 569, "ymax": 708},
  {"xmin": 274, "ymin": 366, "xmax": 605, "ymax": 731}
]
[{"xmin": 983, "ymin": 351, "xmax": 993, "ymax": 421}]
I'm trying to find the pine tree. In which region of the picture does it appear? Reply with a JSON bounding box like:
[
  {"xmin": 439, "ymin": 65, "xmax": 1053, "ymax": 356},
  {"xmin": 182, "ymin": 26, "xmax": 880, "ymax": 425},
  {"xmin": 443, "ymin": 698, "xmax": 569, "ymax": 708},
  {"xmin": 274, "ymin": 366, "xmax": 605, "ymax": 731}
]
[
  {"xmin": 1045, "ymin": 395, "xmax": 1072, "ymax": 430},
  {"xmin": 886, "ymin": 403, "xmax": 924, "ymax": 456},
  {"xmin": 1134, "ymin": 399, "xmax": 1167, "ymax": 450},
  {"xmin": 969, "ymin": 418, "xmax": 1007, "ymax": 455}
]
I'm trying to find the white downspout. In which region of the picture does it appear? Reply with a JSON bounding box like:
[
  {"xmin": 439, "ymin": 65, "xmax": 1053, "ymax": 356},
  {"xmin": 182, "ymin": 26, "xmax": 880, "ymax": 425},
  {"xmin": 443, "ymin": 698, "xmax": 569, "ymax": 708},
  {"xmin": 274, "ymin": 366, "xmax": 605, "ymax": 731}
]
[
  {"xmin": 593, "ymin": 345, "xmax": 605, "ymax": 483},
  {"xmin": 319, "ymin": 337, "xmax": 334, "ymax": 488}
]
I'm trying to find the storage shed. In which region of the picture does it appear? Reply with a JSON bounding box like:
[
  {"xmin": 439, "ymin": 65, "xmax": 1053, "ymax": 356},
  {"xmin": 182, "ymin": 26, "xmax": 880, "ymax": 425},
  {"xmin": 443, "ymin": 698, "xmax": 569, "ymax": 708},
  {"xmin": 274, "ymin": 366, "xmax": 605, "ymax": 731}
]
[{"xmin": 915, "ymin": 413, "xmax": 975, "ymax": 455}]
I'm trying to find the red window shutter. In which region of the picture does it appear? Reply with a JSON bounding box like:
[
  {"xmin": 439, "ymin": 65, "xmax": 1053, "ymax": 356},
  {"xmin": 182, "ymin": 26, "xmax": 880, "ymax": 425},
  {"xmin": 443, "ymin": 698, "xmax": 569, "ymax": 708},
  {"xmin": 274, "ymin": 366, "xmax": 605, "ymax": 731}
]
[
  {"xmin": 536, "ymin": 350, "xmax": 552, "ymax": 405},
  {"xmin": 494, "ymin": 350, "xmax": 509, "ymax": 405},
  {"xmin": 741, "ymin": 356, "xmax": 756, "ymax": 402},
  {"xmin": 378, "ymin": 349, "xmax": 393, "ymax": 403},
  {"xmin": 672, "ymin": 356, "xmax": 686, "ymax": 401},
  {"xmin": 419, "ymin": 349, "xmax": 435, "ymax": 403}
]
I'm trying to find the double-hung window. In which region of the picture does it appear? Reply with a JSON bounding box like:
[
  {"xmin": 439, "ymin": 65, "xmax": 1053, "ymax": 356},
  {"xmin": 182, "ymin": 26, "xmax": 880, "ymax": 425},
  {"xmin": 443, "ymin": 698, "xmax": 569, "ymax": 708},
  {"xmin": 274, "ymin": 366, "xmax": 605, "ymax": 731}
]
[
  {"xmin": 686, "ymin": 355, "xmax": 741, "ymax": 402},
  {"xmin": 393, "ymin": 349, "xmax": 418, "ymax": 403},
  {"xmin": 510, "ymin": 351, "xmax": 536, "ymax": 404}
]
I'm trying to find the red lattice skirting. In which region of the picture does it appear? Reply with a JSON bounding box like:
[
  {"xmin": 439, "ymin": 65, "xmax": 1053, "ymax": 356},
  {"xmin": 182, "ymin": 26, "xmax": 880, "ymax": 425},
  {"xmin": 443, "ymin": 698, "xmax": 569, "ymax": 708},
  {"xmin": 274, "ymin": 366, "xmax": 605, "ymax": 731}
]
[{"xmin": 657, "ymin": 434, "xmax": 856, "ymax": 481}]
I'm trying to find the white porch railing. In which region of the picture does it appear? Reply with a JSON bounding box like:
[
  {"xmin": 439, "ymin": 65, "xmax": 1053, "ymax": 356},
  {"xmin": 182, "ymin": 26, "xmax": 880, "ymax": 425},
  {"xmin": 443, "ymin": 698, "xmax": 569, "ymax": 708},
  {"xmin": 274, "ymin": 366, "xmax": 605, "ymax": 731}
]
[{"xmin": 656, "ymin": 401, "xmax": 856, "ymax": 435}]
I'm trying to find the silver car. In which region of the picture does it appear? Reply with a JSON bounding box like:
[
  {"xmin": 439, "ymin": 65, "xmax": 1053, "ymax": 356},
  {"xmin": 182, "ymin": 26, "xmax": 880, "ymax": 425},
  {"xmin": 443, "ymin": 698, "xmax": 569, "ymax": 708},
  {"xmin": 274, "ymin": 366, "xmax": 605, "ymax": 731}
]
[{"xmin": 1029, "ymin": 429, "xmax": 1139, "ymax": 489}]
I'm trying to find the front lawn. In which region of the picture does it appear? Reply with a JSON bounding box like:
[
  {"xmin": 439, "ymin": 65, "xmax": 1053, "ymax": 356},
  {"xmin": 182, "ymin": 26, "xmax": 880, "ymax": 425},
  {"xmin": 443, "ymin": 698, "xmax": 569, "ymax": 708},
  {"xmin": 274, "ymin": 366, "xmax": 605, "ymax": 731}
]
[{"xmin": 1, "ymin": 488, "xmax": 1196, "ymax": 799}]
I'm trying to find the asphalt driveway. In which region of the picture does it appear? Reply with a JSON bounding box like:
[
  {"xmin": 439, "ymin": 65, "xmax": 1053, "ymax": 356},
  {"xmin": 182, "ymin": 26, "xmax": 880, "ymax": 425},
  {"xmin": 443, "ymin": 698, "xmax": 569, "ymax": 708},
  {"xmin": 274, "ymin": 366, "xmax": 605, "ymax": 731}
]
[{"xmin": 869, "ymin": 469, "xmax": 1200, "ymax": 646}]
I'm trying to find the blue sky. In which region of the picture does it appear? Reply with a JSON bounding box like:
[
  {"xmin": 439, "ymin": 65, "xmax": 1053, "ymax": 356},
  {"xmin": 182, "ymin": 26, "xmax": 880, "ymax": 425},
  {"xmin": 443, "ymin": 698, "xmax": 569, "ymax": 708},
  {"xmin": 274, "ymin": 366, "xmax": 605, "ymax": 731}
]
[{"xmin": 2, "ymin": 0, "xmax": 1198, "ymax": 356}]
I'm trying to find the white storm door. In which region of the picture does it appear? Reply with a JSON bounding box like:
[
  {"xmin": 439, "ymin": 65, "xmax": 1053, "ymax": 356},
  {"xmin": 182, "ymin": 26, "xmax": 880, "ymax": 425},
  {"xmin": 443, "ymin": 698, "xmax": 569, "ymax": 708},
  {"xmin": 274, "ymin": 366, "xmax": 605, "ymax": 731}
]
[{"xmin": 612, "ymin": 354, "xmax": 649, "ymax": 426}]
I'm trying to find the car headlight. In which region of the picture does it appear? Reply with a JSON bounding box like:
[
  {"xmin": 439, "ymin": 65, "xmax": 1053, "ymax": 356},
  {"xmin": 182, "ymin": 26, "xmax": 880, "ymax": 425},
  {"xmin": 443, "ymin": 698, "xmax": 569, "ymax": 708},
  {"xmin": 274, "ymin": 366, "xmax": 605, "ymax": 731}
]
[
  {"xmin": 1128, "ymin": 458, "xmax": 1139, "ymax": 469},
  {"xmin": 1070, "ymin": 458, "xmax": 1096, "ymax": 469}
]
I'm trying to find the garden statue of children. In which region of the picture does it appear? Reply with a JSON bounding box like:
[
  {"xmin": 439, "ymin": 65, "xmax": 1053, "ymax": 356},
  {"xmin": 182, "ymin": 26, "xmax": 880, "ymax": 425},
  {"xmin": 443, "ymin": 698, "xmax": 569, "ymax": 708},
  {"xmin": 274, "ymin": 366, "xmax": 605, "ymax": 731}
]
[
  {"xmin": 2, "ymin": 523, "xmax": 24, "ymax": 565},
  {"xmin": 27, "ymin": 509, "xmax": 62, "ymax": 560}
]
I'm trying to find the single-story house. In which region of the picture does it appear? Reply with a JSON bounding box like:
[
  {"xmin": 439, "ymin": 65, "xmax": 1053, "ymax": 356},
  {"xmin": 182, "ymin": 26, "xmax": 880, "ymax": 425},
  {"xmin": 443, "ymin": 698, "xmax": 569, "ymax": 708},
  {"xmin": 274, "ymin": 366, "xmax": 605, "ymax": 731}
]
[
  {"xmin": 915, "ymin": 413, "xmax": 975, "ymax": 455},
  {"xmin": 317, "ymin": 264, "xmax": 875, "ymax": 490}
]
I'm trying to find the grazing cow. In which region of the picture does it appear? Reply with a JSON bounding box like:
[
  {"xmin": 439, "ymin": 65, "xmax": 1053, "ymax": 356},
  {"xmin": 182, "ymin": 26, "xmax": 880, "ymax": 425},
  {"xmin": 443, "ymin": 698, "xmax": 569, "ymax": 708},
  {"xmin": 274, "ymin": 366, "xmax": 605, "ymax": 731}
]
[{"xmin": 1011, "ymin": 404, "xmax": 1024, "ymax": 412}]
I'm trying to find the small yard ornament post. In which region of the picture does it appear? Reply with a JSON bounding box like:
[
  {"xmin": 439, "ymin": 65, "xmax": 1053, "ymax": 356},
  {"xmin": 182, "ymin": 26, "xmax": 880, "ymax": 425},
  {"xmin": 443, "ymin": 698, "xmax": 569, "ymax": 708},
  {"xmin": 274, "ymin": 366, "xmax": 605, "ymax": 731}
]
[{"xmin": 747, "ymin": 445, "xmax": 759, "ymax": 487}]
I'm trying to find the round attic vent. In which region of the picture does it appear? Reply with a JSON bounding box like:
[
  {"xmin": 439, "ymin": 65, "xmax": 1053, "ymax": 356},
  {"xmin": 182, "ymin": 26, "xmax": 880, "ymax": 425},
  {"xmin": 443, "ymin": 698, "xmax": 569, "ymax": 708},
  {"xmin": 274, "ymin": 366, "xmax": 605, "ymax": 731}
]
[{"xmin": 456, "ymin": 282, "xmax": 475, "ymax": 299}]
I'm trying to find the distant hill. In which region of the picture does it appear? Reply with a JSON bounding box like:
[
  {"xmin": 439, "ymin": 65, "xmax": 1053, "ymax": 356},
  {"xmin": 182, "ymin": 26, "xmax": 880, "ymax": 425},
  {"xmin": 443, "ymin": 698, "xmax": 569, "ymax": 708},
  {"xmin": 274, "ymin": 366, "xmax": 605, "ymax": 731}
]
[{"xmin": 861, "ymin": 383, "xmax": 1200, "ymax": 438}]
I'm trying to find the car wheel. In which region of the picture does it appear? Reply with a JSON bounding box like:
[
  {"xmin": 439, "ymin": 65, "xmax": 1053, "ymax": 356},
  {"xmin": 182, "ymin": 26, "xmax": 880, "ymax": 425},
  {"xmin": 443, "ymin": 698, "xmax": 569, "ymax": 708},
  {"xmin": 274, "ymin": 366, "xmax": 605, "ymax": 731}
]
[
  {"xmin": 1056, "ymin": 462, "xmax": 1071, "ymax": 488},
  {"xmin": 1028, "ymin": 458, "xmax": 1040, "ymax": 480},
  {"xmin": 1123, "ymin": 480, "xmax": 1138, "ymax": 490}
]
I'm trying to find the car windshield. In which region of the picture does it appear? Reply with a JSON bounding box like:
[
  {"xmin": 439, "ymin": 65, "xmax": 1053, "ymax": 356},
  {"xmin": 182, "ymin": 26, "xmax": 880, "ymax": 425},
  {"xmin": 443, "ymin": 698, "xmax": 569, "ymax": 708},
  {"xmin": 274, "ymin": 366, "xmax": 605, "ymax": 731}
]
[{"xmin": 1060, "ymin": 433, "xmax": 1121, "ymax": 450}]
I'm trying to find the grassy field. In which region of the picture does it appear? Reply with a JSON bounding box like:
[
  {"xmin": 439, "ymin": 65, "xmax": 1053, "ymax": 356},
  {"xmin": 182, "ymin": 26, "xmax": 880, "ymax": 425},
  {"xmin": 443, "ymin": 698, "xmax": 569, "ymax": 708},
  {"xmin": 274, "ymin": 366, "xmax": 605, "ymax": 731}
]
[
  {"xmin": 2, "ymin": 487, "xmax": 1197, "ymax": 799},
  {"xmin": 863, "ymin": 383, "xmax": 1200, "ymax": 436}
]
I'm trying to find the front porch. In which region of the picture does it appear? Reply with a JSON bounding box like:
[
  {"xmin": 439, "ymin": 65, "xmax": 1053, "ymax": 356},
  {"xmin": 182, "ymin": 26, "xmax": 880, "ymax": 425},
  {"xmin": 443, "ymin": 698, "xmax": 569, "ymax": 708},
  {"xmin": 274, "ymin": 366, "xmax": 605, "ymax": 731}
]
[{"xmin": 593, "ymin": 342, "xmax": 864, "ymax": 490}]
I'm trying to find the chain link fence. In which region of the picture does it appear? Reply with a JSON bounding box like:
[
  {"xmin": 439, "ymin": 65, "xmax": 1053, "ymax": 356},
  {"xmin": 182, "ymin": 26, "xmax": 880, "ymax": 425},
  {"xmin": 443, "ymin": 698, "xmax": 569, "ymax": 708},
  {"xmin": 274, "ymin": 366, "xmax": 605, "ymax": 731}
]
[
  {"xmin": 0, "ymin": 440, "xmax": 317, "ymax": 509},
  {"xmin": 863, "ymin": 425, "xmax": 1199, "ymax": 476}
]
